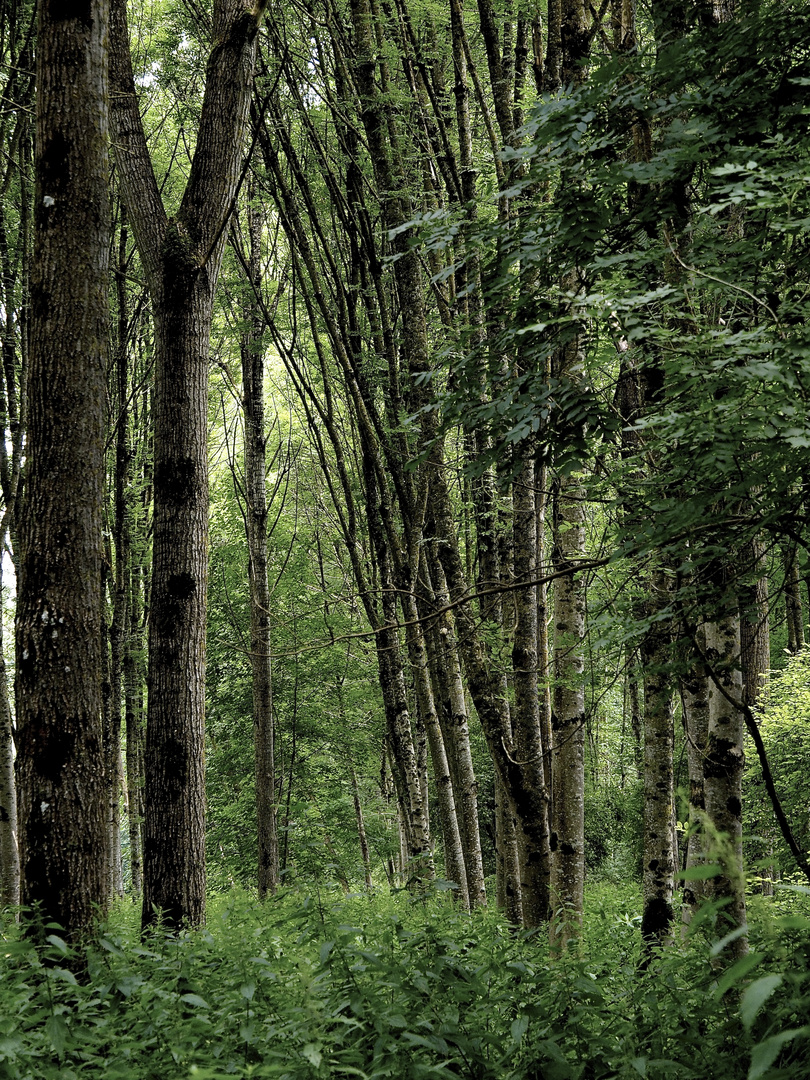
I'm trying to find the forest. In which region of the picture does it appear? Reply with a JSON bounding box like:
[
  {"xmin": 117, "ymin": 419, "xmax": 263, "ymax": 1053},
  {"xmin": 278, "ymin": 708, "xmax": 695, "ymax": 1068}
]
[{"xmin": 1, "ymin": 0, "xmax": 810, "ymax": 1074}]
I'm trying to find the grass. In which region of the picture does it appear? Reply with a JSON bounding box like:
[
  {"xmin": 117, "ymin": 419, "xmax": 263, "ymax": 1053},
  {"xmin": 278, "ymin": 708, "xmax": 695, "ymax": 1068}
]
[{"xmin": 0, "ymin": 882, "xmax": 808, "ymax": 1079}]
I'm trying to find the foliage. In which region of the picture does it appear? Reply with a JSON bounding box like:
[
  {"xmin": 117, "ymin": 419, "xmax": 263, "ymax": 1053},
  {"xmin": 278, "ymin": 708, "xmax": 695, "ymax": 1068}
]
[
  {"xmin": 1, "ymin": 886, "xmax": 809, "ymax": 1079},
  {"xmin": 745, "ymin": 649, "xmax": 810, "ymax": 878}
]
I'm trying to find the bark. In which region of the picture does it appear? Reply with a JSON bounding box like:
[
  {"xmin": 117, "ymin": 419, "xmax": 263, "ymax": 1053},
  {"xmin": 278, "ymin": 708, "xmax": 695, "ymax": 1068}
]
[
  {"xmin": 403, "ymin": 590, "xmax": 468, "ymax": 906},
  {"xmin": 704, "ymin": 598, "xmax": 748, "ymax": 959},
  {"xmin": 15, "ymin": 0, "xmax": 110, "ymax": 935},
  {"xmin": 241, "ymin": 198, "xmax": 279, "ymax": 899},
  {"xmin": 640, "ymin": 570, "xmax": 676, "ymax": 950},
  {"xmin": 680, "ymin": 624, "xmax": 709, "ymax": 921},
  {"xmin": 0, "ymin": 549, "xmax": 19, "ymax": 908},
  {"xmin": 110, "ymin": 0, "xmax": 263, "ymax": 928},
  {"xmin": 511, "ymin": 450, "xmax": 551, "ymax": 926},
  {"xmin": 425, "ymin": 551, "xmax": 487, "ymax": 907},
  {"xmin": 739, "ymin": 536, "xmax": 769, "ymax": 706},
  {"xmin": 783, "ymin": 544, "xmax": 804, "ymax": 654},
  {"xmin": 124, "ymin": 567, "xmax": 144, "ymax": 896},
  {"xmin": 549, "ymin": 471, "xmax": 587, "ymax": 948}
]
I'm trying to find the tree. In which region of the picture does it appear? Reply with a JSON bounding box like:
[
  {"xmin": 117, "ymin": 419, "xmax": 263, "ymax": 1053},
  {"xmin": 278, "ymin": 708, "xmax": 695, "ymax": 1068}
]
[
  {"xmin": 110, "ymin": 0, "xmax": 265, "ymax": 928},
  {"xmin": 15, "ymin": 0, "xmax": 110, "ymax": 936}
]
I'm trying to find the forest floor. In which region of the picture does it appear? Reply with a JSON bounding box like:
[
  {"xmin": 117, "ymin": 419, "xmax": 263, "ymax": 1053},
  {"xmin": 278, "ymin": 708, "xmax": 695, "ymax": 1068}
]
[{"xmin": 0, "ymin": 881, "xmax": 808, "ymax": 1079}]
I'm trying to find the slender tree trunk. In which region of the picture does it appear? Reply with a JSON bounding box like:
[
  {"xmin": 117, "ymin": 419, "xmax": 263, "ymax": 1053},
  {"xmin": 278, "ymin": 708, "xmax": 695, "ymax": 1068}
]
[
  {"xmin": 640, "ymin": 570, "xmax": 676, "ymax": 950},
  {"xmin": 680, "ymin": 624, "xmax": 710, "ymax": 922},
  {"xmin": 511, "ymin": 450, "xmax": 551, "ymax": 926},
  {"xmin": 241, "ymin": 199, "xmax": 279, "ymax": 899},
  {"xmin": 549, "ymin": 471, "xmax": 587, "ymax": 948},
  {"xmin": 739, "ymin": 537, "xmax": 769, "ymax": 705},
  {"xmin": 124, "ymin": 569, "xmax": 144, "ymax": 897},
  {"xmin": 704, "ymin": 590, "xmax": 748, "ymax": 959},
  {"xmin": 16, "ymin": 0, "xmax": 110, "ymax": 936},
  {"xmin": 784, "ymin": 544, "xmax": 804, "ymax": 654},
  {"xmin": 0, "ymin": 549, "xmax": 19, "ymax": 908},
  {"xmin": 426, "ymin": 551, "xmax": 487, "ymax": 907}
]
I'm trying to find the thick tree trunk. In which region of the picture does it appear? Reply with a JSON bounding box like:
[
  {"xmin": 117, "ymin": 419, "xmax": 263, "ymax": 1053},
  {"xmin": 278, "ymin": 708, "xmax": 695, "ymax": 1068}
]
[
  {"xmin": 241, "ymin": 200, "xmax": 279, "ymax": 900},
  {"xmin": 16, "ymin": 0, "xmax": 110, "ymax": 936},
  {"xmin": 111, "ymin": 0, "xmax": 262, "ymax": 928}
]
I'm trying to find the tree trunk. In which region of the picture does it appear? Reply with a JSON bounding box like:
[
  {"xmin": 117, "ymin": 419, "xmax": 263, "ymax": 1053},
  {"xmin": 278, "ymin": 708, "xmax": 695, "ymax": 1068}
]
[
  {"xmin": 110, "ymin": 0, "xmax": 262, "ymax": 928},
  {"xmin": 0, "ymin": 549, "xmax": 19, "ymax": 908},
  {"xmin": 511, "ymin": 450, "xmax": 551, "ymax": 926},
  {"xmin": 549, "ymin": 471, "xmax": 587, "ymax": 949},
  {"xmin": 640, "ymin": 570, "xmax": 676, "ymax": 950},
  {"xmin": 15, "ymin": 0, "xmax": 110, "ymax": 936},
  {"xmin": 704, "ymin": 597, "xmax": 748, "ymax": 959},
  {"xmin": 241, "ymin": 199, "xmax": 279, "ymax": 899},
  {"xmin": 739, "ymin": 537, "xmax": 769, "ymax": 706},
  {"xmin": 680, "ymin": 623, "xmax": 710, "ymax": 922}
]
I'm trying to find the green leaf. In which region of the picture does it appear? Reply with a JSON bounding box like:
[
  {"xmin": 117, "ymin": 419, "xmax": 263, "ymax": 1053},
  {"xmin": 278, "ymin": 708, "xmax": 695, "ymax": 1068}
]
[
  {"xmin": 713, "ymin": 953, "xmax": 761, "ymax": 999},
  {"xmin": 677, "ymin": 864, "xmax": 722, "ymax": 881},
  {"xmin": 511, "ymin": 1014, "xmax": 529, "ymax": 1043},
  {"xmin": 740, "ymin": 975, "xmax": 782, "ymax": 1032},
  {"xmin": 749, "ymin": 1028, "xmax": 810, "ymax": 1080},
  {"xmin": 303, "ymin": 1044, "xmax": 323, "ymax": 1067},
  {"xmin": 239, "ymin": 981, "xmax": 256, "ymax": 1001},
  {"xmin": 181, "ymin": 993, "xmax": 210, "ymax": 1009},
  {"xmin": 46, "ymin": 1014, "xmax": 68, "ymax": 1056}
]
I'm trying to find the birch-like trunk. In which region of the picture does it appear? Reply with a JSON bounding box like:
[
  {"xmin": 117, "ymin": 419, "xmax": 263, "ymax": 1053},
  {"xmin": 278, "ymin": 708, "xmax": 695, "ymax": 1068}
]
[
  {"xmin": 0, "ymin": 550, "xmax": 19, "ymax": 908},
  {"xmin": 680, "ymin": 624, "xmax": 709, "ymax": 922},
  {"xmin": 704, "ymin": 600, "xmax": 748, "ymax": 958}
]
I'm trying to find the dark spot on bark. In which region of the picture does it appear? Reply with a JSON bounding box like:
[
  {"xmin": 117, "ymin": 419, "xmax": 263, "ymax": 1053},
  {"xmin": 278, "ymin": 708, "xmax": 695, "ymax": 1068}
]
[
  {"xmin": 168, "ymin": 573, "xmax": 196, "ymax": 601},
  {"xmin": 0, "ymin": 805, "xmax": 9, "ymax": 823},
  {"xmin": 549, "ymin": 830, "xmax": 558, "ymax": 852},
  {"xmin": 641, "ymin": 895, "xmax": 674, "ymax": 944},
  {"xmin": 36, "ymin": 718, "xmax": 76, "ymax": 786},
  {"xmin": 163, "ymin": 736, "xmax": 189, "ymax": 800},
  {"xmin": 560, "ymin": 842, "xmax": 575, "ymax": 856},
  {"xmin": 727, "ymin": 795, "xmax": 742, "ymax": 819},
  {"xmin": 154, "ymin": 458, "xmax": 197, "ymax": 504},
  {"xmin": 703, "ymin": 737, "xmax": 741, "ymax": 779},
  {"xmin": 40, "ymin": 131, "xmax": 70, "ymax": 192},
  {"xmin": 45, "ymin": 0, "xmax": 93, "ymax": 25},
  {"xmin": 648, "ymin": 859, "xmax": 659, "ymax": 872}
]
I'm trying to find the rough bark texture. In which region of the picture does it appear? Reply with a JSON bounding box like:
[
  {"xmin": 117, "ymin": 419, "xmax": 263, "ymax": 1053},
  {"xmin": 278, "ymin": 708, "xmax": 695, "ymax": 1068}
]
[
  {"xmin": 739, "ymin": 537, "xmax": 769, "ymax": 706},
  {"xmin": 550, "ymin": 472, "xmax": 586, "ymax": 948},
  {"xmin": 704, "ymin": 603, "xmax": 748, "ymax": 958},
  {"xmin": 15, "ymin": 0, "xmax": 110, "ymax": 935},
  {"xmin": 640, "ymin": 570, "xmax": 675, "ymax": 949},
  {"xmin": 0, "ymin": 552, "xmax": 19, "ymax": 907},
  {"xmin": 111, "ymin": 0, "xmax": 262, "ymax": 928},
  {"xmin": 350, "ymin": 765, "xmax": 373, "ymax": 891},
  {"xmin": 241, "ymin": 200, "xmax": 279, "ymax": 899},
  {"xmin": 680, "ymin": 624, "xmax": 710, "ymax": 921},
  {"xmin": 511, "ymin": 452, "xmax": 551, "ymax": 926}
]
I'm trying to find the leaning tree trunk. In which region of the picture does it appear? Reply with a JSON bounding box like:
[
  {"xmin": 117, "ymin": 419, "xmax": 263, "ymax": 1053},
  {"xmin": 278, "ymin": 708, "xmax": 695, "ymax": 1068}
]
[
  {"xmin": 111, "ymin": 0, "xmax": 263, "ymax": 928},
  {"xmin": 15, "ymin": 0, "xmax": 110, "ymax": 936}
]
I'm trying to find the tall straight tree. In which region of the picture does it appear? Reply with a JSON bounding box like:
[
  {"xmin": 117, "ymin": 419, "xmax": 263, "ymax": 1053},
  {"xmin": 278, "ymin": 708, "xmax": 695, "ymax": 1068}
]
[
  {"xmin": 15, "ymin": 0, "xmax": 110, "ymax": 935},
  {"xmin": 110, "ymin": 0, "xmax": 265, "ymax": 928}
]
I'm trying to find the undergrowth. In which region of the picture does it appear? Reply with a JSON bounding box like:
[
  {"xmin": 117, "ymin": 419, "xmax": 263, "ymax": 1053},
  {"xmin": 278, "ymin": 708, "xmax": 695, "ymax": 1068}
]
[{"xmin": 1, "ymin": 883, "xmax": 809, "ymax": 1079}]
